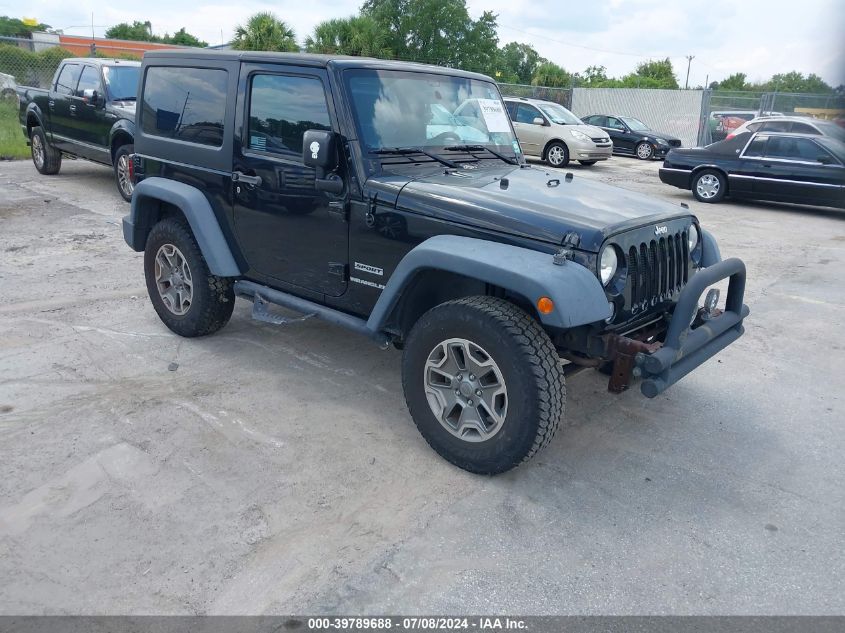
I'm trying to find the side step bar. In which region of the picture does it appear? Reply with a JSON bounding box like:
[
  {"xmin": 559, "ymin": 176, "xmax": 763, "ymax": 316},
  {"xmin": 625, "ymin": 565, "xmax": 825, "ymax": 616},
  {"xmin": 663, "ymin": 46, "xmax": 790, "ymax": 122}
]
[{"xmin": 233, "ymin": 280, "xmax": 391, "ymax": 347}]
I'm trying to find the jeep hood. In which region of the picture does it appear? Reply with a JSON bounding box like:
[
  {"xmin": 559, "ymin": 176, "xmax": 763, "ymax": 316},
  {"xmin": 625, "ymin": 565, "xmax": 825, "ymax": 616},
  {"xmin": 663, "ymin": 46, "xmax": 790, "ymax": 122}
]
[{"xmin": 376, "ymin": 165, "xmax": 692, "ymax": 252}]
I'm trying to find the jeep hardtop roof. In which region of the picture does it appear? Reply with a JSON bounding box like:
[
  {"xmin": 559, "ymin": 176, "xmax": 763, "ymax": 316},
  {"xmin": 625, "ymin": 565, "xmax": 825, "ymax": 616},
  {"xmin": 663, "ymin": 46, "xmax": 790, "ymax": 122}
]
[
  {"xmin": 141, "ymin": 49, "xmax": 493, "ymax": 82},
  {"xmin": 62, "ymin": 57, "xmax": 140, "ymax": 67}
]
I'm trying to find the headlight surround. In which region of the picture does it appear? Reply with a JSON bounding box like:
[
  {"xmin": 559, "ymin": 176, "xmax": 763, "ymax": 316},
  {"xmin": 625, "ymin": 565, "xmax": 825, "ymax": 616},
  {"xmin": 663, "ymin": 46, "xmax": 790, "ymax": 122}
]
[
  {"xmin": 688, "ymin": 224, "xmax": 700, "ymax": 251},
  {"xmin": 599, "ymin": 245, "xmax": 618, "ymax": 286},
  {"xmin": 654, "ymin": 138, "xmax": 667, "ymax": 146},
  {"xmin": 570, "ymin": 129, "xmax": 591, "ymax": 142}
]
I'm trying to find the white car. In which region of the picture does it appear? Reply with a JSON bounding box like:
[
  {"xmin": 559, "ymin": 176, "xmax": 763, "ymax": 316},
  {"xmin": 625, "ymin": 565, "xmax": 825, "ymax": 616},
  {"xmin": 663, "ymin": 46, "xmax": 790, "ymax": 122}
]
[
  {"xmin": 727, "ymin": 115, "xmax": 845, "ymax": 142},
  {"xmin": 426, "ymin": 103, "xmax": 489, "ymax": 144},
  {"xmin": 1, "ymin": 72, "xmax": 18, "ymax": 103}
]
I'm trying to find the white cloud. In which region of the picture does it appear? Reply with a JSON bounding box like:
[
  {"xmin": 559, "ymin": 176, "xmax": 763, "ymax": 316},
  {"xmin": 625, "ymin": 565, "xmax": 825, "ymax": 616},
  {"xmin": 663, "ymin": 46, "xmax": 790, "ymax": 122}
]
[{"xmin": 17, "ymin": 0, "xmax": 845, "ymax": 85}]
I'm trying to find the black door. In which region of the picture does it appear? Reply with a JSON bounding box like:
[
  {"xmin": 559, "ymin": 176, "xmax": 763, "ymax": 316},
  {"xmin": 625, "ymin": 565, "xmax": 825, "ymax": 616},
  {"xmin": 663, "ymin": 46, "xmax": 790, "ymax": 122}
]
[
  {"xmin": 752, "ymin": 136, "xmax": 845, "ymax": 207},
  {"xmin": 48, "ymin": 63, "xmax": 81, "ymax": 151},
  {"xmin": 67, "ymin": 64, "xmax": 110, "ymax": 162},
  {"xmin": 605, "ymin": 116, "xmax": 634, "ymax": 153},
  {"xmin": 233, "ymin": 64, "xmax": 348, "ymax": 297}
]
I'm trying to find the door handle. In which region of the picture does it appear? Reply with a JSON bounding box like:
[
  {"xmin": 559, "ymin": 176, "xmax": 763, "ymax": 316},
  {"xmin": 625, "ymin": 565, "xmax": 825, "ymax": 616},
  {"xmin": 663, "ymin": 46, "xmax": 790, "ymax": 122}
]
[
  {"xmin": 232, "ymin": 171, "xmax": 262, "ymax": 186},
  {"xmin": 48, "ymin": 100, "xmax": 55, "ymax": 109},
  {"xmin": 69, "ymin": 104, "xmax": 77, "ymax": 113}
]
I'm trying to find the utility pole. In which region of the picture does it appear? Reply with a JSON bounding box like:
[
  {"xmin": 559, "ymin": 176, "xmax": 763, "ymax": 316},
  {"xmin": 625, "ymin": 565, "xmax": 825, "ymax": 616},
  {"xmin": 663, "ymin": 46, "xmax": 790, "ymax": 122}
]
[{"xmin": 685, "ymin": 55, "xmax": 695, "ymax": 89}]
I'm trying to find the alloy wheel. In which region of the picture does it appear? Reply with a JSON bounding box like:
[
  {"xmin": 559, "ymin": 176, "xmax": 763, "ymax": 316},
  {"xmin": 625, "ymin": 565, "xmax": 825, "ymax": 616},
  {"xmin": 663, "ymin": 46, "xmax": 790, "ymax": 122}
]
[
  {"xmin": 423, "ymin": 337, "xmax": 508, "ymax": 442},
  {"xmin": 547, "ymin": 145, "xmax": 566, "ymax": 166},
  {"xmin": 636, "ymin": 143, "xmax": 653, "ymax": 159},
  {"xmin": 696, "ymin": 174, "xmax": 720, "ymax": 199},
  {"xmin": 117, "ymin": 154, "xmax": 133, "ymax": 198},
  {"xmin": 154, "ymin": 243, "xmax": 194, "ymax": 316},
  {"xmin": 31, "ymin": 134, "xmax": 44, "ymax": 169}
]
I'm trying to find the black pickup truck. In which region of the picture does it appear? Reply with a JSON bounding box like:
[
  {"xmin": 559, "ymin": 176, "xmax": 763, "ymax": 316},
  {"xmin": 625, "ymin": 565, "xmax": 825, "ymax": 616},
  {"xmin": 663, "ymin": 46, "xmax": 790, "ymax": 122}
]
[
  {"xmin": 18, "ymin": 57, "xmax": 140, "ymax": 200},
  {"xmin": 123, "ymin": 50, "xmax": 749, "ymax": 474}
]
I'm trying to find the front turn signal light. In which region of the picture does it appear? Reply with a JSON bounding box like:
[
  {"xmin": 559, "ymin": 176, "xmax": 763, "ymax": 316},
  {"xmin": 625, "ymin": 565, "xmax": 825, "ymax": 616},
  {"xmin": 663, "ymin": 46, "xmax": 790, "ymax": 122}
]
[{"xmin": 537, "ymin": 296, "xmax": 555, "ymax": 315}]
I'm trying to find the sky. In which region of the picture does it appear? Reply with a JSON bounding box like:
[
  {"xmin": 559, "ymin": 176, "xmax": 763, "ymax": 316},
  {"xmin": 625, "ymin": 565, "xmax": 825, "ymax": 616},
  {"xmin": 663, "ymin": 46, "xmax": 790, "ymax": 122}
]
[{"xmin": 5, "ymin": 0, "xmax": 845, "ymax": 87}]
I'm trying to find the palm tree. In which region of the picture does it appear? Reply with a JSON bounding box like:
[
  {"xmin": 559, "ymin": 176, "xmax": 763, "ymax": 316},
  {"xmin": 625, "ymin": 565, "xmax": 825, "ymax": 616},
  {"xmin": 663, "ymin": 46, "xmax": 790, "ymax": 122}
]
[
  {"xmin": 304, "ymin": 16, "xmax": 391, "ymax": 58},
  {"xmin": 231, "ymin": 12, "xmax": 298, "ymax": 52}
]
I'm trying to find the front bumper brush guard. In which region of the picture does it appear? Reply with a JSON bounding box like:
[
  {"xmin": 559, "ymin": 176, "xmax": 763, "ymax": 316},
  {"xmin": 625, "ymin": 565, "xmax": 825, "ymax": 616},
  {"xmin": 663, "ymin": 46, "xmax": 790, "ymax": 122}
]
[{"xmin": 638, "ymin": 257, "xmax": 750, "ymax": 398}]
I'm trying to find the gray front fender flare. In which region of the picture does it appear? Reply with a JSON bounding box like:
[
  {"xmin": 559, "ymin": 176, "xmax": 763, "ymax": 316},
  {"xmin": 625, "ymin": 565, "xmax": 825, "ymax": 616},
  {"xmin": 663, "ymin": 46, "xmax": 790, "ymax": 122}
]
[
  {"xmin": 366, "ymin": 235, "xmax": 611, "ymax": 333},
  {"xmin": 123, "ymin": 177, "xmax": 241, "ymax": 277},
  {"xmin": 701, "ymin": 229, "xmax": 721, "ymax": 267}
]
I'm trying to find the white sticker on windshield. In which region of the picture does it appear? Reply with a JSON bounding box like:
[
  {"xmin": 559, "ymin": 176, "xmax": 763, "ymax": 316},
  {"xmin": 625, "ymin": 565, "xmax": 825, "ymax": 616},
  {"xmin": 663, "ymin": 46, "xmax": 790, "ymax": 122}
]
[{"xmin": 477, "ymin": 99, "xmax": 511, "ymax": 133}]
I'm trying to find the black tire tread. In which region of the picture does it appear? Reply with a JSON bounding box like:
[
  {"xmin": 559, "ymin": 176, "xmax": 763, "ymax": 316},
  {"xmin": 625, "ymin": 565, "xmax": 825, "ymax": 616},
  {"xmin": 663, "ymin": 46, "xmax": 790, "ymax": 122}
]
[
  {"xmin": 31, "ymin": 126, "xmax": 61, "ymax": 175},
  {"xmin": 403, "ymin": 295, "xmax": 566, "ymax": 473},
  {"xmin": 144, "ymin": 217, "xmax": 235, "ymax": 338}
]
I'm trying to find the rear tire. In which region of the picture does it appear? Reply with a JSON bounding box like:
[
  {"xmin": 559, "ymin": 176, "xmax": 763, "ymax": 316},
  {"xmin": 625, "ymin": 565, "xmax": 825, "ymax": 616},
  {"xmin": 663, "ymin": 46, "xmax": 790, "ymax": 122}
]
[
  {"xmin": 401, "ymin": 296, "xmax": 566, "ymax": 474},
  {"xmin": 114, "ymin": 144, "xmax": 134, "ymax": 202},
  {"xmin": 692, "ymin": 169, "xmax": 726, "ymax": 203},
  {"xmin": 144, "ymin": 217, "xmax": 235, "ymax": 338},
  {"xmin": 30, "ymin": 126, "xmax": 61, "ymax": 175}
]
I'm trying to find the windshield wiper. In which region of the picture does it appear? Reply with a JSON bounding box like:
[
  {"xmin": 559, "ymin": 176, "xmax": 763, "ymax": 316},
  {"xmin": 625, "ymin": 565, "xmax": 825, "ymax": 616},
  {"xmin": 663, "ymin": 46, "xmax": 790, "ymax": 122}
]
[
  {"xmin": 444, "ymin": 145, "xmax": 518, "ymax": 165},
  {"xmin": 370, "ymin": 147, "xmax": 457, "ymax": 168}
]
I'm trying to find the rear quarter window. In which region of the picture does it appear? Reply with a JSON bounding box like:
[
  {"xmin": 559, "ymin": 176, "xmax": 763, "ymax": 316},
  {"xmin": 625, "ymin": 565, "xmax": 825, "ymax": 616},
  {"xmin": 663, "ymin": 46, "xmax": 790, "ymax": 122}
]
[{"xmin": 141, "ymin": 66, "xmax": 228, "ymax": 147}]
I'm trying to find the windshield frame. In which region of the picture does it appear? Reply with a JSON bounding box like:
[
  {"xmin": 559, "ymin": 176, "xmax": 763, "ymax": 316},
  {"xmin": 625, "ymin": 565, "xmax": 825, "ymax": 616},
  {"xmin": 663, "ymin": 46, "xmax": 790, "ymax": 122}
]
[
  {"xmin": 341, "ymin": 67, "xmax": 520, "ymax": 163},
  {"xmin": 537, "ymin": 102, "xmax": 582, "ymax": 125},
  {"xmin": 620, "ymin": 116, "xmax": 650, "ymax": 131}
]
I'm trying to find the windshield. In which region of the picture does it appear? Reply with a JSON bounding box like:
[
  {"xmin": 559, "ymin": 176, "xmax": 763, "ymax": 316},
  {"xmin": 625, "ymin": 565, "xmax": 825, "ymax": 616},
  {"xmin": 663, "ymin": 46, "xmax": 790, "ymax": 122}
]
[
  {"xmin": 814, "ymin": 120, "xmax": 845, "ymax": 142},
  {"xmin": 102, "ymin": 65, "xmax": 140, "ymax": 101},
  {"xmin": 344, "ymin": 69, "xmax": 518, "ymax": 153},
  {"xmin": 621, "ymin": 116, "xmax": 649, "ymax": 131},
  {"xmin": 537, "ymin": 103, "xmax": 582, "ymax": 125}
]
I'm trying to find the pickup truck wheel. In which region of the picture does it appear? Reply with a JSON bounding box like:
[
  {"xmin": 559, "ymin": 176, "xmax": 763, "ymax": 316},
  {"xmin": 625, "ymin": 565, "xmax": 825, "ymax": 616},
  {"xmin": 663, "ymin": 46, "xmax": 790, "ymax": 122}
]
[
  {"xmin": 30, "ymin": 126, "xmax": 61, "ymax": 175},
  {"xmin": 402, "ymin": 296, "xmax": 566, "ymax": 474},
  {"xmin": 114, "ymin": 144, "xmax": 134, "ymax": 202},
  {"xmin": 144, "ymin": 218, "xmax": 235, "ymax": 338}
]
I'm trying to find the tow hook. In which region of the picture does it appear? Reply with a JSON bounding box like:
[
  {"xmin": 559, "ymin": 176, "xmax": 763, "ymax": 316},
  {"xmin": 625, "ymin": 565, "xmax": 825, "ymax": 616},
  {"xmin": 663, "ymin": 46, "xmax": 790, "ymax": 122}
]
[{"xmin": 603, "ymin": 333, "xmax": 663, "ymax": 394}]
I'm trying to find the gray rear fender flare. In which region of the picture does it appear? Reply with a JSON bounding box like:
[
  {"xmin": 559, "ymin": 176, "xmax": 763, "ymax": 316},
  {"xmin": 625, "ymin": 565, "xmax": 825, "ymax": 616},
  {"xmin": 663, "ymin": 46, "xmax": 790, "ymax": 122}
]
[
  {"xmin": 366, "ymin": 235, "xmax": 611, "ymax": 333},
  {"xmin": 124, "ymin": 177, "xmax": 241, "ymax": 277}
]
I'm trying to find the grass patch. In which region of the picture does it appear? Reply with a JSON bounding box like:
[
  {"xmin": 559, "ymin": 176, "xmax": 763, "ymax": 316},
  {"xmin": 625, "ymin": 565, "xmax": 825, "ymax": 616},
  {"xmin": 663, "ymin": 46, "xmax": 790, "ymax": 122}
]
[{"xmin": 0, "ymin": 100, "xmax": 29, "ymax": 160}]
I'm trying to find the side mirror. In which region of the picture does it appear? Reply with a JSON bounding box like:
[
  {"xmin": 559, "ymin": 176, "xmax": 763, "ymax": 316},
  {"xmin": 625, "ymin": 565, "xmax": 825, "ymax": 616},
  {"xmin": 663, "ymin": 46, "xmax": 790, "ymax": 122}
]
[
  {"xmin": 302, "ymin": 129, "xmax": 343, "ymax": 194},
  {"xmin": 82, "ymin": 88, "xmax": 103, "ymax": 106},
  {"xmin": 532, "ymin": 117, "xmax": 545, "ymax": 126},
  {"xmin": 817, "ymin": 154, "xmax": 833, "ymax": 165}
]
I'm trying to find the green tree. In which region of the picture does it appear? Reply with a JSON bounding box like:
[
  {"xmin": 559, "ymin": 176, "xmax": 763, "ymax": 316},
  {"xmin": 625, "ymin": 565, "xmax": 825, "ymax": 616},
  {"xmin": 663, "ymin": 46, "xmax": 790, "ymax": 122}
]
[
  {"xmin": 716, "ymin": 72, "xmax": 746, "ymax": 91},
  {"xmin": 762, "ymin": 71, "xmax": 833, "ymax": 93},
  {"xmin": 580, "ymin": 64, "xmax": 610, "ymax": 86},
  {"xmin": 496, "ymin": 42, "xmax": 541, "ymax": 84},
  {"xmin": 0, "ymin": 16, "xmax": 52, "ymax": 37},
  {"xmin": 305, "ymin": 16, "xmax": 391, "ymax": 57},
  {"xmin": 105, "ymin": 21, "xmax": 156, "ymax": 41},
  {"xmin": 531, "ymin": 61, "xmax": 571, "ymax": 88},
  {"xmin": 361, "ymin": 0, "xmax": 498, "ymax": 73},
  {"xmin": 231, "ymin": 12, "xmax": 298, "ymax": 52},
  {"xmin": 168, "ymin": 28, "xmax": 207, "ymax": 48},
  {"xmin": 622, "ymin": 58, "xmax": 678, "ymax": 89}
]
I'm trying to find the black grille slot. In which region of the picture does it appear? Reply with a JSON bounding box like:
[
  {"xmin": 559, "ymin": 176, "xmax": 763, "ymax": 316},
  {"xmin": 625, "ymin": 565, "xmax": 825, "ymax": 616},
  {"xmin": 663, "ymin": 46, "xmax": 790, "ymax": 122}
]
[
  {"xmin": 627, "ymin": 230, "xmax": 688, "ymax": 309},
  {"xmin": 668, "ymin": 139, "xmax": 682, "ymax": 147}
]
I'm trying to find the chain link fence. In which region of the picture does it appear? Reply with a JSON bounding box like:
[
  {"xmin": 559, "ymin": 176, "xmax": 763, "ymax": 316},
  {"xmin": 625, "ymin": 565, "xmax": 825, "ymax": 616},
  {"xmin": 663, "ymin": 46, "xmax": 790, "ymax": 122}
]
[{"xmin": 498, "ymin": 83, "xmax": 573, "ymax": 109}]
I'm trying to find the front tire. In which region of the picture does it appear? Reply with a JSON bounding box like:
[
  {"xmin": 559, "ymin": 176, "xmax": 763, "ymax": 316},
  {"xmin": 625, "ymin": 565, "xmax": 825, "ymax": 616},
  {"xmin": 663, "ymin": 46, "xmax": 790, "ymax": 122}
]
[
  {"xmin": 402, "ymin": 296, "xmax": 566, "ymax": 474},
  {"xmin": 144, "ymin": 217, "xmax": 235, "ymax": 337},
  {"xmin": 545, "ymin": 142, "xmax": 569, "ymax": 167},
  {"xmin": 114, "ymin": 144, "xmax": 134, "ymax": 202},
  {"xmin": 635, "ymin": 141, "xmax": 654, "ymax": 160},
  {"xmin": 30, "ymin": 126, "xmax": 61, "ymax": 175},
  {"xmin": 692, "ymin": 169, "xmax": 726, "ymax": 203}
]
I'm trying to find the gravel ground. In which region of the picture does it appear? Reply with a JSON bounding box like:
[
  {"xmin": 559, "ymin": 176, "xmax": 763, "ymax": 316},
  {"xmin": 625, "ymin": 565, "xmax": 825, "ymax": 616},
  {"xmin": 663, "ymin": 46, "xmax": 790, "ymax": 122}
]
[{"xmin": 0, "ymin": 156, "xmax": 843, "ymax": 615}]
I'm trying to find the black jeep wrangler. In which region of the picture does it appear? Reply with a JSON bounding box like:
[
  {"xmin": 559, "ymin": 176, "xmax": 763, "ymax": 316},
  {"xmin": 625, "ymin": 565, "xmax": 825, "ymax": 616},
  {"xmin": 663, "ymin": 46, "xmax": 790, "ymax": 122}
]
[{"xmin": 123, "ymin": 50, "xmax": 749, "ymax": 474}]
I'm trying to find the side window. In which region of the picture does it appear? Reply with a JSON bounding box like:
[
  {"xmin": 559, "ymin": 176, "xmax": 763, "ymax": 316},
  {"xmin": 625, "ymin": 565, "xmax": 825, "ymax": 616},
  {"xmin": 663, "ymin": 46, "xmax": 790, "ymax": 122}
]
[
  {"xmin": 760, "ymin": 120, "xmax": 790, "ymax": 133},
  {"xmin": 588, "ymin": 115, "xmax": 606, "ymax": 127},
  {"xmin": 765, "ymin": 136, "xmax": 823, "ymax": 161},
  {"xmin": 141, "ymin": 66, "xmax": 228, "ymax": 147},
  {"xmin": 743, "ymin": 136, "xmax": 767, "ymax": 157},
  {"xmin": 247, "ymin": 74, "xmax": 331, "ymax": 157},
  {"xmin": 505, "ymin": 101, "xmax": 518, "ymax": 120},
  {"xmin": 55, "ymin": 64, "xmax": 81, "ymax": 96},
  {"xmin": 790, "ymin": 122, "xmax": 817, "ymax": 135},
  {"xmin": 746, "ymin": 122, "xmax": 763, "ymax": 133},
  {"xmin": 607, "ymin": 117, "xmax": 625, "ymax": 131},
  {"xmin": 515, "ymin": 103, "xmax": 541, "ymax": 124},
  {"xmin": 76, "ymin": 66, "xmax": 102, "ymax": 96}
]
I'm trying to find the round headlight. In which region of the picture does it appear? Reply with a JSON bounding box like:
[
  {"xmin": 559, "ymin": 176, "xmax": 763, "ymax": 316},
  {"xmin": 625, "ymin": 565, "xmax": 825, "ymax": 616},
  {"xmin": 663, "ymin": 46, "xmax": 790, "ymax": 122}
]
[
  {"xmin": 688, "ymin": 224, "xmax": 700, "ymax": 251},
  {"xmin": 599, "ymin": 246, "xmax": 618, "ymax": 286}
]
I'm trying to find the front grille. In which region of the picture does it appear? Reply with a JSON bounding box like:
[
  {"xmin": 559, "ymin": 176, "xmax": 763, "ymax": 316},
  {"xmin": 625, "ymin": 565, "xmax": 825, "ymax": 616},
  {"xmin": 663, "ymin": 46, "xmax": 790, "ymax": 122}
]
[
  {"xmin": 627, "ymin": 231, "xmax": 689, "ymax": 308},
  {"xmin": 668, "ymin": 139, "xmax": 682, "ymax": 147}
]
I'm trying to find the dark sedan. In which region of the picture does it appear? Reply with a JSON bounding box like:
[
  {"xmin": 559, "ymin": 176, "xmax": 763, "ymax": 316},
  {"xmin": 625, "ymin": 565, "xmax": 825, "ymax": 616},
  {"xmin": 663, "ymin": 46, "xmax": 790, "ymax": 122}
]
[
  {"xmin": 581, "ymin": 114, "xmax": 682, "ymax": 159},
  {"xmin": 659, "ymin": 132, "xmax": 845, "ymax": 208}
]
